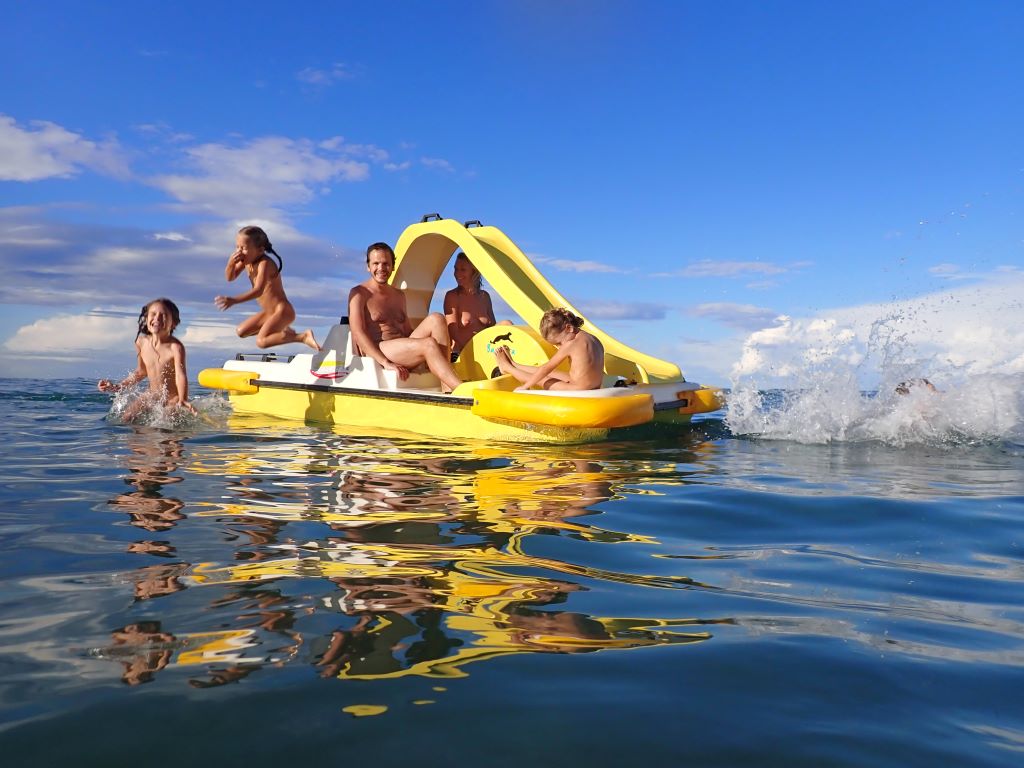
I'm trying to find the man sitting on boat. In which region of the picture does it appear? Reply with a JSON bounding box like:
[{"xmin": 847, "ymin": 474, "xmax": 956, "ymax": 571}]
[{"xmin": 347, "ymin": 242, "xmax": 464, "ymax": 392}]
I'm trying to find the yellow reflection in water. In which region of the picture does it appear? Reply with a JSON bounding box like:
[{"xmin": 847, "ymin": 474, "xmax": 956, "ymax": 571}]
[{"xmin": 99, "ymin": 424, "xmax": 720, "ymax": 684}]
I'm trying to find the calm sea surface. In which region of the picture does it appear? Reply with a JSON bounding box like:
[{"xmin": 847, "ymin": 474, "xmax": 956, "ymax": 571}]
[{"xmin": 1, "ymin": 377, "xmax": 1023, "ymax": 766}]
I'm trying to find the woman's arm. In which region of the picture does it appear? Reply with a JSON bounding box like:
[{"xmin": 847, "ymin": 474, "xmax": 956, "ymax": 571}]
[
  {"xmin": 481, "ymin": 291, "xmax": 496, "ymax": 327},
  {"xmin": 443, "ymin": 289, "xmax": 459, "ymax": 341}
]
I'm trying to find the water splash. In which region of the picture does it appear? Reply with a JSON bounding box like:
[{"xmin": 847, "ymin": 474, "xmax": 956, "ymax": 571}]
[
  {"xmin": 106, "ymin": 388, "xmax": 230, "ymax": 430},
  {"xmin": 727, "ymin": 312, "xmax": 1024, "ymax": 446}
]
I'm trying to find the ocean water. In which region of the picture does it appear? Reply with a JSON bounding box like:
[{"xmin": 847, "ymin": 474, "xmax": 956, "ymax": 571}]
[{"xmin": 1, "ymin": 376, "xmax": 1023, "ymax": 767}]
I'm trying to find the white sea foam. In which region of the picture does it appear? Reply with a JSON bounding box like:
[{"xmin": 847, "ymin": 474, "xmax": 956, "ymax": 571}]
[
  {"xmin": 106, "ymin": 388, "xmax": 230, "ymax": 429},
  {"xmin": 727, "ymin": 312, "xmax": 1024, "ymax": 446}
]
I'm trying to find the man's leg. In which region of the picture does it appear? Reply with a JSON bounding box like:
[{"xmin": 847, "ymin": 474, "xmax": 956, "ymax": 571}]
[
  {"xmin": 380, "ymin": 337, "xmax": 462, "ymax": 391},
  {"xmin": 410, "ymin": 312, "xmax": 451, "ymax": 352}
]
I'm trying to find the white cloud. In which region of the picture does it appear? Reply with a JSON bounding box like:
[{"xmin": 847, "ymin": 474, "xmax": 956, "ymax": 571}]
[
  {"xmin": 688, "ymin": 302, "xmax": 780, "ymax": 331},
  {"xmin": 421, "ymin": 157, "xmax": 455, "ymax": 172},
  {"xmin": 153, "ymin": 232, "xmax": 191, "ymax": 242},
  {"xmin": 297, "ymin": 64, "xmax": 353, "ymax": 86},
  {"xmin": 0, "ymin": 115, "xmax": 129, "ymax": 181},
  {"xmin": 150, "ymin": 136, "xmax": 371, "ymax": 218},
  {"xmin": 4, "ymin": 311, "xmax": 136, "ymax": 353}
]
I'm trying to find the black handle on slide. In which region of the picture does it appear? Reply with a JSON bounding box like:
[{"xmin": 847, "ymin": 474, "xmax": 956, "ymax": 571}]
[
  {"xmin": 463, "ymin": 220, "xmax": 482, "ymax": 228},
  {"xmin": 421, "ymin": 213, "xmax": 443, "ymax": 222}
]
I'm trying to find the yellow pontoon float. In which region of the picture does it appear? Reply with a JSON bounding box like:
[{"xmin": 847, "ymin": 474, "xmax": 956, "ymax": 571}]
[{"xmin": 199, "ymin": 216, "xmax": 723, "ymax": 442}]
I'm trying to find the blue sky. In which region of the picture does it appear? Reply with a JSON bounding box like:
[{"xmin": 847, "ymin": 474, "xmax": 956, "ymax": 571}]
[{"xmin": 2, "ymin": 1, "xmax": 1022, "ymax": 386}]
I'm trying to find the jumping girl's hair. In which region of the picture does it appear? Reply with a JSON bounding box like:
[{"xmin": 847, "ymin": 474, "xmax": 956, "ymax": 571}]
[
  {"xmin": 366, "ymin": 242, "xmax": 396, "ymax": 264},
  {"xmin": 238, "ymin": 225, "xmax": 283, "ymax": 274},
  {"xmin": 137, "ymin": 298, "xmax": 181, "ymax": 339},
  {"xmin": 540, "ymin": 308, "xmax": 584, "ymax": 341},
  {"xmin": 455, "ymin": 252, "xmax": 482, "ymax": 292}
]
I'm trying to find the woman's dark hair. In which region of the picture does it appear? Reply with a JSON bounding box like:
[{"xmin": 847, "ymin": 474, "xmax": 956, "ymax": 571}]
[
  {"xmin": 238, "ymin": 225, "xmax": 283, "ymax": 274},
  {"xmin": 366, "ymin": 242, "xmax": 396, "ymax": 265},
  {"xmin": 540, "ymin": 308, "xmax": 584, "ymax": 340},
  {"xmin": 137, "ymin": 298, "xmax": 181, "ymax": 339}
]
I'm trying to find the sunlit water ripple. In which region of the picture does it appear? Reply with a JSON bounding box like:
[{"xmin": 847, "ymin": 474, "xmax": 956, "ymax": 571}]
[{"xmin": 1, "ymin": 377, "xmax": 1022, "ymax": 766}]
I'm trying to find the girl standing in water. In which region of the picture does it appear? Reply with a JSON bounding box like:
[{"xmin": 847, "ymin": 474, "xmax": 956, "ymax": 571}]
[
  {"xmin": 214, "ymin": 226, "xmax": 319, "ymax": 350},
  {"xmin": 98, "ymin": 297, "xmax": 195, "ymax": 421}
]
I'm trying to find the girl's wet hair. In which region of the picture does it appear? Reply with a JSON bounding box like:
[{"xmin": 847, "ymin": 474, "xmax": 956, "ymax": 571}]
[
  {"xmin": 455, "ymin": 252, "xmax": 482, "ymax": 292},
  {"xmin": 238, "ymin": 225, "xmax": 283, "ymax": 274},
  {"xmin": 540, "ymin": 308, "xmax": 584, "ymax": 340},
  {"xmin": 137, "ymin": 298, "xmax": 181, "ymax": 339}
]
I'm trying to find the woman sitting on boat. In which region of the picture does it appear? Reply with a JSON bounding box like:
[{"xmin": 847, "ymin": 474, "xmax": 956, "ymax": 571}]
[{"xmin": 444, "ymin": 252, "xmax": 496, "ymax": 360}]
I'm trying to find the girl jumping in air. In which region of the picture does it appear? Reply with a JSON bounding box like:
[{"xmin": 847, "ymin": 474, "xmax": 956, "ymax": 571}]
[
  {"xmin": 495, "ymin": 308, "xmax": 605, "ymax": 391},
  {"xmin": 98, "ymin": 298, "xmax": 195, "ymax": 422},
  {"xmin": 214, "ymin": 225, "xmax": 319, "ymax": 350}
]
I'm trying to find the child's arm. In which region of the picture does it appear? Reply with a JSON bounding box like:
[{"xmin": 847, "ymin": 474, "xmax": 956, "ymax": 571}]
[
  {"xmin": 97, "ymin": 343, "xmax": 147, "ymax": 392},
  {"xmin": 216, "ymin": 258, "xmax": 271, "ymax": 310},
  {"xmin": 170, "ymin": 342, "xmax": 196, "ymax": 411},
  {"xmin": 518, "ymin": 342, "xmax": 573, "ymax": 391},
  {"xmin": 224, "ymin": 249, "xmax": 245, "ymax": 282}
]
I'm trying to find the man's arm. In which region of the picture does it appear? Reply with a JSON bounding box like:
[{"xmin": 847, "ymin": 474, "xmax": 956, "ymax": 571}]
[{"xmin": 348, "ymin": 288, "xmax": 389, "ymax": 366}]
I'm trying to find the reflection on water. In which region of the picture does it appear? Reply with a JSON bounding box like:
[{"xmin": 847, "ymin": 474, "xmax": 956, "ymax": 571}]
[
  {"xmin": 89, "ymin": 426, "xmax": 721, "ymax": 684},
  {"xmin": 65, "ymin": 414, "xmax": 1022, "ymax": 690},
  {"xmin": 1, "ymin": 380, "xmax": 1023, "ymax": 765}
]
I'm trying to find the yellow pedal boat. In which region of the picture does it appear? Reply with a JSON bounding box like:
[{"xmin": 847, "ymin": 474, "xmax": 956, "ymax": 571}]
[{"xmin": 199, "ymin": 216, "xmax": 724, "ymax": 442}]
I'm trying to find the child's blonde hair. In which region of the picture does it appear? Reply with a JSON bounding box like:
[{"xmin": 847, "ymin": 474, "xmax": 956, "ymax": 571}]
[
  {"xmin": 136, "ymin": 298, "xmax": 181, "ymax": 339},
  {"xmin": 540, "ymin": 308, "xmax": 584, "ymax": 341}
]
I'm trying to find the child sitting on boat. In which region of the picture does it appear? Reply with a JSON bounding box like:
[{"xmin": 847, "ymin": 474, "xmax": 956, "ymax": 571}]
[
  {"xmin": 444, "ymin": 252, "xmax": 496, "ymax": 359},
  {"xmin": 495, "ymin": 308, "xmax": 605, "ymax": 391},
  {"xmin": 97, "ymin": 297, "xmax": 195, "ymax": 421},
  {"xmin": 214, "ymin": 225, "xmax": 319, "ymax": 350}
]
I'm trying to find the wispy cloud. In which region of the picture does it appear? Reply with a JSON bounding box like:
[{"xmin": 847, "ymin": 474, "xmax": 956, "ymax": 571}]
[
  {"xmin": 149, "ymin": 136, "xmax": 371, "ymax": 219},
  {"xmin": 0, "ymin": 208, "xmax": 359, "ymax": 315},
  {"xmin": 655, "ymin": 259, "xmax": 812, "ymax": 279},
  {"xmin": 533, "ymin": 255, "xmax": 627, "ymax": 274},
  {"xmin": 0, "ymin": 114, "xmax": 129, "ymax": 182},
  {"xmin": 688, "ymin": 302, "xmax": 780, "ymax": 331},
  {"xmin": 578, "ymin": 300, "xmax": 669, "ymax": 321},
  {"xmin": 297, "ymin": 64, "xmax": 353, "ymax": 87},
  {"xmin": 421, "ymin": 157, "xmax": 455, "ymax": 173}
]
